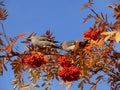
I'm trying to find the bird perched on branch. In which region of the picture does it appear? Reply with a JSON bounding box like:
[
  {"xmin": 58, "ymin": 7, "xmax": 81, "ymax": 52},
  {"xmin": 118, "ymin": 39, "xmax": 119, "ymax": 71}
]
[
  {"xmin": 36, "ymin": 36, "xmax": 59, "ymax": 43},
  {"xmin": 60, "ymin": 40, "xmax": 88, "ymax": 52},
  {"xmin": 27, "ymin": 36, "xmax": 59, "ymax": 48},
  {"xmin": 60, "ymin": 40, "xmax": 79, "ymax": 52}
]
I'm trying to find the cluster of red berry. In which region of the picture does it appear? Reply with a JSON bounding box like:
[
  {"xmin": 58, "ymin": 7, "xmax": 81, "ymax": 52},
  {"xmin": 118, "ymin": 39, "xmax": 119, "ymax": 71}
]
[
  {"xmin": 18, "ymin": 54, "xmax": 46, "ymax": 67},
  {"xmin": 84, "ymin": 28, "xmax": 101, "ymax": 40},
  {"xmin": 58, "ymin": 56, "xmax": 71, "ymax": 67},
  {"xmin": 58, "ymin": 65, "xmax": 80, "ymax": 82},
  {"xmin": 58, "ymin": 56, "xmax": 80, "ymax": 82}
]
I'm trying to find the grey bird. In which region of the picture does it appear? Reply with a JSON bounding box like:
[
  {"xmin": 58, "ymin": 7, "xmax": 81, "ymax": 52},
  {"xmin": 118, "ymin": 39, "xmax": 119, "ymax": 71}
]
[
  {"xmin": 27, "ymin": 36, "xmax": 59, "ymax": 48},
  {"xmin": 60, "ymin": 40, "xmax": 77, "ymax": 52},
  {"xmin": 38, "ymin": 36, "xmax": 59, "ymax": 43}
]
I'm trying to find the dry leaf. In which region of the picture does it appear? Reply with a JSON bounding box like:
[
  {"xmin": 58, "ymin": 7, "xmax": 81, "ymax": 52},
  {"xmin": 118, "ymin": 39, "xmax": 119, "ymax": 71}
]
[
  {"xmin": 101, "ymin": 31, "xmax": 116, "ymax": 41},
  {"xmin": 115, "ymin": 32, "xmax": 120, "ymax": 42},
  {"xmin": 5, "ymin": 41, "xmax": 15, "ymax": 53},
  {"xmin": 31, "ymin": 83, "xmax": 40, "ymax": 88},
  {"xmin": 0, "ymin": 38, "xmax": 3, "ymax": 45},
  {"xmin": 89, "ymin": 59, "xmax": 94, "ymax": 66},
  {"xmin": 0, "ymin": 8, "xmax": 8, "ymax": 20},
  {"xmin": 73, "ymin": 40, "xmax": 80, "ymax": 54},
  {"xmin": 14, "ymin": 32, "xmax": 27, "ymax": 40}
]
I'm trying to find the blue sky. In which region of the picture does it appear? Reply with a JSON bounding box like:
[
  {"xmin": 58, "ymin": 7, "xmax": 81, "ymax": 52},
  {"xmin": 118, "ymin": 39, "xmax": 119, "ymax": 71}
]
[{"xmin": 0, "ymin": 0, "xmax": 119, "ymax": 90}]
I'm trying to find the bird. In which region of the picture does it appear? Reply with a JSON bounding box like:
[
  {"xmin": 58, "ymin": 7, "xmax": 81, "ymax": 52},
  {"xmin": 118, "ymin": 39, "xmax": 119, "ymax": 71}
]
[
  {"xmin": 60, "ymin": 40, "xmax": 78, "ymax": 52},
  {"xmin": 60, "ymin": 40, "xmax": 88, "ymax": 52},
  {"xmin": 38, "ymin": 36, "xmax": 59, "ymax": 43},
  {"xmin": 27, "ymin": 36, "xmax": 59, "ymax": 48}
]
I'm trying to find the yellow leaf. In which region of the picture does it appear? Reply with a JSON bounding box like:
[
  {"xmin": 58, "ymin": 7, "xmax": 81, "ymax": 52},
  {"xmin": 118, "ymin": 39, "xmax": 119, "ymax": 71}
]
[
  {"xmin": 101, "ymin": 31, "xmax": 116, "ymax": 41},
  {"xmin": 11, "ymin": 80, "xmax": 18, "ymax": 84},
  {"xmin": 101, "ymin": 31, "xmax": 116, "ymax": 35},
  {"xmin": 115, "ymin": 32, "xmax": 120, "ymax": 42},
  {"xmin": 21, "ymin": 84, "xmax": 30, "ymax": 90},
  {"xmin": 22, "ymin": 84, "xmax": 30, "ymax": 88},
  {"xmin": 104, "ymin": 35, "xmax": 112, "ymax": 41},
  {"xmin": 31, "ymin": 83, "xmax": 40, "ymax": 88}
]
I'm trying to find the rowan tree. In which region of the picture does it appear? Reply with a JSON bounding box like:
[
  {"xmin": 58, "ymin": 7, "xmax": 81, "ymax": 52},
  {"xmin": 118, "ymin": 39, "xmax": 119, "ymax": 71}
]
[{"xmin": 0, "ymin": 0, "xmax": 120, "ymax": 90}]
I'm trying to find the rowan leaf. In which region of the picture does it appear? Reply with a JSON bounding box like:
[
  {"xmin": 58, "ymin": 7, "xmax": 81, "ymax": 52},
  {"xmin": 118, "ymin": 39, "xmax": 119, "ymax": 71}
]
[
  {"xmin": 31, "ymin": 83, "xmax": 40, "ymax": 88},
  {"xmin": 12, "ymin": 80, "xmax": 18, "ymax": 84},
  {"xmin": 13, "ymin": 32, "xmax": 27, "ymax": 40},
  {"xmin": 101, "ymin": 31, "xmax": 116, "ymax": 35},
  {"xmin": 73, "ymin": 40, "xmax": 80, "ymax": 54},
  {"xmin": 115, "ymin": 32, "xmax": 120, "ymax": 42},
  {"xmin": 113, "ymin": 51, "xmax": 120, "ymax": 58},
  {"xmin": 101, "ymin": 31, "xmax": 116, "ymax": 41},
  {"xmin": 22, "ymin": 84, "xmax": 30, "ymax": 89},
  {"xmin": 5, "ymin": 41, "xmax": 16, "ymax": 53},
  {"xmin": 0, "ymin": 8, "xmax": 8, "ymax": 20},
  {"xmin": 111, "ymin": 21, "xmax": 120, "ymax": 28}
]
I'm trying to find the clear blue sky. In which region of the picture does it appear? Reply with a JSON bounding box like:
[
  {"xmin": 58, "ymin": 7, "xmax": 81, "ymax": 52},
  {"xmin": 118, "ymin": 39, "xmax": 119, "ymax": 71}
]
[{"xmin": 0, "ymin": 0, "xmax": 119, "ymax": 90}]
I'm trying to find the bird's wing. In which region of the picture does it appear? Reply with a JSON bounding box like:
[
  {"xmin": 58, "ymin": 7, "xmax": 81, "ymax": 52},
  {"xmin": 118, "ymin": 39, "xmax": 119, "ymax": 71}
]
[
  {"xmin": 38, "ymin": 36, "xmax": 59, "ymax": 43},
  {"xmin": 38, "ymin": 36, "xmax": 48, "ymax": 41},
  {"xmin": 66, "ymin": 40, "xmax": 76, "ymax": 46}
]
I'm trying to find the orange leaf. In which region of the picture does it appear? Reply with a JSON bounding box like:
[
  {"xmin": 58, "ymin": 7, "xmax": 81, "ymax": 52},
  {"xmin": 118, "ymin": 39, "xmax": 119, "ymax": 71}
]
[
  {"xmin": 89, "ymin": 59, "xmax": 94, "ymax": 66},
  {"xmin": 115, "ymin": 32, "xmax": 120, "ymax": 42},
  {"xmin": 104, "ymin": 59, "xmax": 110, "ymax": 64},
  {"xmin": 5, "ymin": 41, "xmax": 16, "ymax": 53},
  {"xmin": 5, "ymin": 46, "xmax": 12, "ymax": 53},
  {"xmin": 73, "ymin": 40, "xmax": 80, "ymax": 54},
  {"xmin": 14, "ymin": 32, "xmax": 27, "ymax": 40}
]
